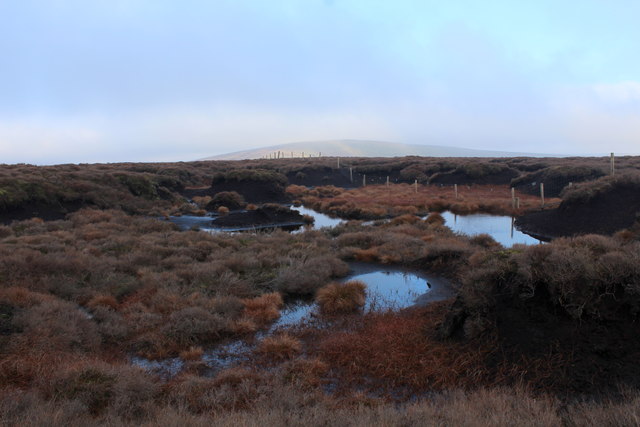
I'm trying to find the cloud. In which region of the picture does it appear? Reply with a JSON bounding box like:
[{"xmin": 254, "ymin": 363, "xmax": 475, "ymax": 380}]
[{"xmin": 593, "ymin": 81, "xmax": 640, "ymax": 103}]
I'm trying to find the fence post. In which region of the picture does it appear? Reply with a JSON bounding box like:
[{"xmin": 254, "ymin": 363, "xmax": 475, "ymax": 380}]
[
  {"xmin": 611, "ymin": 152, "xmax": 615, "ymax": 176},
  {"xmin": 515, "ymin": 197, "xmax": 520, "ymax": 210},
  {"xmin": 454, "ymin": 184, "xmax": 458, "ymax": 199},
  {"xmin": 386, "ymin": 176, "xmax": 390, "ymax": 187},
  {"xmin": 540, "ymin": 183, "xmax": 545, "ymax": 208},
  {"xmin": 337, "ymin": 158, "xmax": 340, "ymax": 169},
  {"xmin": 363, "ymin": 174, "xmax": 366, "ymax": 187},
  {"xmin": 414, "ymin": 179, "xmax": 418, "ymax": 193},
  {"xmin": 349, "ymin": 167, "xmax": 353, "ymax": 183}
]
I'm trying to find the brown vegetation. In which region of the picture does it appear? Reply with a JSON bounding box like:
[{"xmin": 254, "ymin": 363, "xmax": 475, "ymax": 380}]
[
  {"xmin": 291, "ymin": 183, "xmax": 560, "ymax": 220},
  {"xmin": 1, "ymin": 157, "xmax": 640, "ymax": 424},
  {"xmin": 316, "ymin": 281, "xmax": 367, "ymax": 314}
]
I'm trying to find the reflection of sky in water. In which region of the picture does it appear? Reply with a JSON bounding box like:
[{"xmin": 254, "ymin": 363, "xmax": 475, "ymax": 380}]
[
  {"xmin": 133, "ymin": 268, "xmax": 433, "ymax": 378},
  {"xmin": 440, "ymin": 211, "xmax": 541, "ymax": 247},
  {"xmin": 273, "ymin": 270, "xmax": 429, "ymax": 330},
  {"xmin": 167, "ymin": 214, "xmax": 215, "ymax": 231},
  {"xmin": 349, "ymin": 271, "xmax": 428, "ymax": 311},
  {"xmin": 290, "ymin": 205, "xmax": 343, "ymax": 229}
]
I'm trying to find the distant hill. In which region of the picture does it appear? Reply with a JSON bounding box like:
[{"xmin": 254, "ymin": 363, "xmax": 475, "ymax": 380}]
[{"xmin": 201, "ymin": 140, "xmax": 552, "ymax": 160}]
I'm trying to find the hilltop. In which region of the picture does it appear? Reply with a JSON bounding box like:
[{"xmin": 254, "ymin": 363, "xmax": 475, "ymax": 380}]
[{"xmin": 201, "ymin": 139, "xmax": 550, "ymax": 160}]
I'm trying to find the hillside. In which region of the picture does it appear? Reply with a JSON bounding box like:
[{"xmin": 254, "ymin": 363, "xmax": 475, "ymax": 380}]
[{"xmin": 201, "ymin": 139, "xmax": 550, "ymax": 160}]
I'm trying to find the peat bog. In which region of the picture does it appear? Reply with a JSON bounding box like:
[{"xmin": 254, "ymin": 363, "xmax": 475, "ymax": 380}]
[{"xmin": 1, "ymin": 155, "xmax": 640, "ymax": 425}]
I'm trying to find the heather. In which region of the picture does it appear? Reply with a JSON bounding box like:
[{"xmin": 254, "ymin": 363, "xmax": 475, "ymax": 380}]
[{"xmin": 1, "ymin": 157, "xmax": 640, "ymax": 425}]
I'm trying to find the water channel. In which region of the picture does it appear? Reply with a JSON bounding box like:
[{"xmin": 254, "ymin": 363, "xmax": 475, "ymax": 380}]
[{"xmin": 131, "ymin": 262, "xmax": 451, "ymax": 379}]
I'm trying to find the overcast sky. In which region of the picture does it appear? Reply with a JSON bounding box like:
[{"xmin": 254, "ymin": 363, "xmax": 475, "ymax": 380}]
[{"xmin": 1, "ymin": 0, "xmax": 639, "ymax": 164}]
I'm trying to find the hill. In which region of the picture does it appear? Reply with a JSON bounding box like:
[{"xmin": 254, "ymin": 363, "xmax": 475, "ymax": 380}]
[{"xmin": 201, "ymin": 139, "xmax": 551, "ymax": 160}]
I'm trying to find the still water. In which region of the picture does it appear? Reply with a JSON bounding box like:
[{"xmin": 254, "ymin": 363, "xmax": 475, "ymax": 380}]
[{"xmin": 439, "ymin": 211, "xmax": 541, "ymax": 246}]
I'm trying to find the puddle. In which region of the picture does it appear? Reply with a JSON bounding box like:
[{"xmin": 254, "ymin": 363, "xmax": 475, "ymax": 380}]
[
  {"xmin": 166, "ymin": 205, "xmax": 341, "ymax": 234},
  {"xmin": 268, "ymin": 263, "xmax": 452, "ymax": 333},
  {"xmin": 167, "ymin": 214, "xmax": 217, "ymax": 231},
  {"xmin": 131, "ymin": 263, "xmax": 452, "ymax": 379},
  {"xmin": 439, "ymin": 211, "xmax": 542, "ymax": 246},
  {"xmin": 290, "ymin": 205, "xmax": 344, "ymax": 229}
]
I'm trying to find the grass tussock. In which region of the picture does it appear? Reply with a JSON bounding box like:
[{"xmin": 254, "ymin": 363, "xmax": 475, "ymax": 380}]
[
  {"xmin": 316, "ymin": 281, "xmax": 367, "ymax": 315},
  {"xmin": 256, "ymin": 334, "xmax": 302, "ymax": 361},
  {"xmin": 241, "ymin": 292, "xmax": 284, "ymax": 326}
]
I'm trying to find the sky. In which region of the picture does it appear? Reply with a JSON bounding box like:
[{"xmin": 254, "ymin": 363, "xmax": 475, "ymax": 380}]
[{"xmin": 1, "ymin": 0, "xmax": 639, "ymax": 164}]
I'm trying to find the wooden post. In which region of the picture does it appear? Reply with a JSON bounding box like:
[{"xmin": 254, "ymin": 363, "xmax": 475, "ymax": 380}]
[
  {"xmin": 540, "ymin": 183, "xmax": 545, "ymax": 207},
  {"xmin": 363, "ymin": 174, "xmax": 366, "ymax": 187},
  {"xmin": 510, "ymin": 216, "xmax": 514, "ymax": 238},
  {"xmin": 414, "ymin": 179, "xmax": 418, "ymax": 193},
  {"xmin": 349, "ymin": 167, "xmax": 353, "ymax": 183},
  {"xmin": 611, "ymin": 152, "xmax": 615, "ymax": 176},
  {"xmin": 386, "ymin": 176, "xmax": 390, "ymax": 187},
  {"xmin": 337, "ymin": 158, "xmax": 340, "ymax": 169},
  {"xmin": 515, "ymin": 197, "xmax": 520, "ymax": 210},
  {"xmin": 454, "ymin": 184, "xmax": 458, "ymax": 199},
  {"xmin": 511, "ymin": 187, "xmax": 515, "ymax": 209}
]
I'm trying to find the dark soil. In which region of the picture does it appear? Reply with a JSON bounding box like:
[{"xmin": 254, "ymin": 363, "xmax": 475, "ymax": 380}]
[
  {"xmin": 429, "ymin": 168, "xmax": 519, "ymax": 185},
  {"xmin": 183, "ymin": 180, "xmax": 289, "ymax": 204},
  {"xmin": 286, "ymin": 166, "xmax": 403, "ymax": 187},
  {"xmin": 512, "ymin": 167, "xmax": 605, "ymax": 197},
  {"xmin": 516, "ymin": 185, "xmax": 640, "ymax": 238},
  {"xmin": 440, "ymin": 292, "xmax": 640, "ymax": 394},
  {"xmin": 495, "ymin": 291, "xmax": 640, "ymax": 394},
  {"xmin": 0, "ymin": 201, "xmax": 86, "ymax": 225},
  {"xmin": 212, "ymin": 205, "xmax": 306, "ymax": 228}
]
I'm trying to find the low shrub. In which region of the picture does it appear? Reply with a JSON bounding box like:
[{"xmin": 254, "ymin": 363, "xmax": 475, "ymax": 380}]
[
  {"xmin": 257, "ymin": 334, "xmax": 302, "ymax": 360},
  {"xmin": 316, "ymin": 281, "xmax": 367, "ymax": 315},
  {"xmin": 242, "ymin": 293, "xmax": 283, "ymax": 326}
]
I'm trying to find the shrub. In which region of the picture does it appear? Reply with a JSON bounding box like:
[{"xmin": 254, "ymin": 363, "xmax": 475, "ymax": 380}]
[
  {"xmin": 180, "ymin": 346, "xmax": 204, "ymax": 361},
  {"xmin": 257, "ymin": 334, "xmax": 302, "ymax": 360},
  {"xmin": 425, "ymin": 212, "xmax": 445, "ymax": 225},
  {"xmin": 242, "ymin": 293, "xmax": 283, "ymax": 326},
  {"xmin": 206, "ymin": 191, "xmax": 246, "ymax": 211},
  {"xmin": 163, "ymin": 307, "xmax": 228, "ymax": 347},
  {"xmin": 316, "ymin": 281, "xmax": 367, "ymax": 315}
]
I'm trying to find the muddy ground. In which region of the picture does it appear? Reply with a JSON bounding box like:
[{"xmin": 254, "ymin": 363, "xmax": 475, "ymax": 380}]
[
  {"xmin": 212, "ymin": 205, "xmax": 306, "ymax": 229},
  {"xmin": 516, "ymin": 185, "xmax": 640, "ymax": 238}
]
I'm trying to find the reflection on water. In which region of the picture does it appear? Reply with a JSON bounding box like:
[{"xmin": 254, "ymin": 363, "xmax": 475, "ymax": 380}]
[
  {"xmin": 352, "ymin": 270, "xmax": 428, "ymax": 311},
  {"xmin": 132, "ymin": 265, "xmax": 442, "ymax": 379},
  {"xmin": 271, "ymin": 266, "xmax": 435, "ymax": 331},
  {"xmin": 168, "ymin": 214, "xmax": 217, "ymax": 231},
  {"xmin": 167, "ymin": 206, "xmax": 542, "ymax": 249},
  {"xmin": 290, "ymin": 205, "xmax": 343, "ymax": 229},
  {"xmin": 440, "ymin": 211, "xmax": 541, "ymax": 246}
]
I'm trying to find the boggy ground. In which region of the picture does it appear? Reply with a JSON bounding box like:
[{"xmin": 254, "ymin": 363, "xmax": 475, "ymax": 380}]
[
  {"xmin": 2, "ymin": 159, "xmax": 640, "ymax": 425},
  {"xmin": 1, "ymin": 204, "xmax": 640, "ymax": 424},
  {"xmin": 517, "ymin": 174, "xmax": 640, "ymax": 238},
  {"xmin": 288, "ymin": 183, "xmax": 559, "ymax": 219}
]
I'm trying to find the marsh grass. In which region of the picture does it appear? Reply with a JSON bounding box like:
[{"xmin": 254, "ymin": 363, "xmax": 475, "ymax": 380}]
[{"xmin": 316, "ymin": 281, "xmax": 367, "ymax": 315}]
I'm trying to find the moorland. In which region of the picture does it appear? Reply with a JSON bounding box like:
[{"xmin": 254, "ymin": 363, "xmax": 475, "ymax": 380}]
[{"xmin": 1, "ymin": 155, "xmax": 640, "ymax": 425}]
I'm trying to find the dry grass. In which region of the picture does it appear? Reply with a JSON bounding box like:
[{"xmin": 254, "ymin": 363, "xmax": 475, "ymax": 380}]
[
  {"xmin": 241, "ymin": 292, "xmax": 284, "ymax": 326},
  {"xmin": 296, "ymin": 183, "xmax": 560, "ymax": 220},
  {"xmin": 256, "ymin": 334, "xmax": 302, "ymax": 361},
  {"xmin": 180, "ymin": 346, "xmax": 204, "ymax": 361},
  {"xmin": 316, "ymin": 281, "xmax": 367, "ymax": 315}
]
